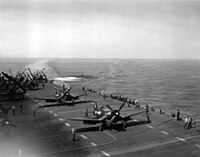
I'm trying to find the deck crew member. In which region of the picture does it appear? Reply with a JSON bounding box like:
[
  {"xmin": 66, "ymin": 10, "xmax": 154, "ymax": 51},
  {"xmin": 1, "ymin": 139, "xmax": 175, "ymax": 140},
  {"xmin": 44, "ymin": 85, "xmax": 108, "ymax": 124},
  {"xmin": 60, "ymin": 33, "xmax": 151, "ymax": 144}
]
[
  {"xmin": 135, "ymin": 99, "xmax": 140, "ymax": 108},
  {"xmin": 184, "ymin": 116, "xmax": 188, "ymax": 129},
  {"xmin": 127, "ymin": 98, "xmax": 131, "ymax": 107},
  {"xmin": 33, "ymin": 107, "xmax": 37, "ymax": 116},
  {"xmin": 171, "ymin": 112, "xmax": 175, "ymax": 118},
  {"xmin": 12, "ymin": 105, "xmax": 16, "ymax": 115},
  {"xmin": 20, "ymin": 104, "xmax": 23, "ymax": 113},
  {"xmin": 62, "ymin": 84, "xmax": 66, "ymax": 91},
  {"xmin": 176, "ymin": 109, "xmax": 180, "ymax": 121},
  {"xmin": 187, "ymin": 117, "xmax": 193, "ymax": 129},
  {"xmin": 145, "ymin": 104, "xmax": 149, "ymax": 114},
  {"xmin": 72, "ymin": 128, "xmax": 76, "ymax": 141}
]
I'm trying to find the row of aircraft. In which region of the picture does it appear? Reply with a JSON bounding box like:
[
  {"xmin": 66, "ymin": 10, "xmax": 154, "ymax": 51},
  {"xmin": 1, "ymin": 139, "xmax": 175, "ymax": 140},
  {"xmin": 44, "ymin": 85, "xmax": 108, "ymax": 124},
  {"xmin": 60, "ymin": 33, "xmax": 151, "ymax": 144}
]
[
  {"xmin": 0, "ymin": 68, "xmax": 48, "ymax": 129},
  {"xmin": 0, "ymin": 68, "xmax": 150, "ymax": 133},
  {"xmin": 34, "ymin": 86, "xmax": 150, "ymax": 132},
  {"xmin": 0, "ymin": 68, "xmax": 48, "ymax": 100}
]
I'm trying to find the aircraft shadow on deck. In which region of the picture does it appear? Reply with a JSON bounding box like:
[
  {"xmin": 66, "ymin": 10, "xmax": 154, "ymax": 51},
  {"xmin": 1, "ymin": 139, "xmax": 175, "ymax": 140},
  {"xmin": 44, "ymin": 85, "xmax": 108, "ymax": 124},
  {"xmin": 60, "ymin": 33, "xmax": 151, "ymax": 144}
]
[
  {"xmin": 75, "ymin": 120, "xmax": 151, "ymax": 133},
  {"xmin": 28, "ymin": 87, "xmax": 43, "ymax": 91},
  {"xmin": 39, "ymin": 100, "xmax": 95, "ymax": 108}
]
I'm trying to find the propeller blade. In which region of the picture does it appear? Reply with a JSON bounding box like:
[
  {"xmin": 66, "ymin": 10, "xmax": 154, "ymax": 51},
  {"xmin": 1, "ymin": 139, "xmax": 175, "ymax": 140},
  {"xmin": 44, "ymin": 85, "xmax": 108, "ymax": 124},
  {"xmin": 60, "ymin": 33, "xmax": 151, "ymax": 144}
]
[
  {"xmin": 110, "ymin": 115, "xmax": 116, "ymax": 125},
  {"xmin": 118, "ymin": 103, "xmax": 125, "ymax": 111},
  {"xmin": 68, "ymin": 86, "xmax": 72, "ymax": 92},
  {"xmin": 106, "ymin": 104, "xmax": 113, "ymax": 111}
]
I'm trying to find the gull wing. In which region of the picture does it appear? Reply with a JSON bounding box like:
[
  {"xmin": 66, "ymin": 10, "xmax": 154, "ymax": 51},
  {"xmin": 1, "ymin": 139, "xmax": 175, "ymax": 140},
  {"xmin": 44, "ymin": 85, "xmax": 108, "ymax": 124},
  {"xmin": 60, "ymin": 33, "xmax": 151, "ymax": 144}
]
[
  {"xmin": 34, "ymin": 97, "xmax": 58, "ymax": 102},
  {"xmin": 72, "ymin": 93, "xmax": 88, "ymax": 99},
  {"xmin": 37, "ymin": 100, "xmax": 94, "ymax": 108},
  {"xmin": 68, "ymin": 115, "xmax": 108, "ymax": 124},
  {"xmin": 122, "ymin": 111, "xmax": 146, "ymax": 120}
]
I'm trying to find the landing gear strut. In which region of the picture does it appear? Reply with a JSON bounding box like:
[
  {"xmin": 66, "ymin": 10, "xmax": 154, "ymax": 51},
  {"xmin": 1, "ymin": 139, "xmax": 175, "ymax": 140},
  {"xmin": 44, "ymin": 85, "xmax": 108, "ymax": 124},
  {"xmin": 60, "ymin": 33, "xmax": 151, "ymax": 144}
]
[{"xmin": 99, "ymin": 123, "xmax": 104, "ymax": 131}]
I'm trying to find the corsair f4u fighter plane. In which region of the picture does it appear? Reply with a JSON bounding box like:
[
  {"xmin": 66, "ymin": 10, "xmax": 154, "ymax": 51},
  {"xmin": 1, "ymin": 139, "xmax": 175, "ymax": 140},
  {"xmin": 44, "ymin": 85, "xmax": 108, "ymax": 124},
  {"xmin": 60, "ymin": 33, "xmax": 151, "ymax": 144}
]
[
  {"xmin": 34, "ymin": 86, "xmax": 92, "ymax": 110},
  {"xmin": 68, "ymin": 103, "xmax": 148, "ymax": 131},
  {"xmin": 35, "ymin": 86, "xmax": 87, "ymax": 103}
]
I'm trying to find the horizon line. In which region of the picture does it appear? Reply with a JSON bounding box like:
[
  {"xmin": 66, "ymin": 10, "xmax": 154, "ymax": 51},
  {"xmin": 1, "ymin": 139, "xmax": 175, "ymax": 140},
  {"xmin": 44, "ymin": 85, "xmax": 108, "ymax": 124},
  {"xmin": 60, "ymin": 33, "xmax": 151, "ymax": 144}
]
[{"xmin": 1, "ymin": 57, "xmax": 200, "ymax": 60}]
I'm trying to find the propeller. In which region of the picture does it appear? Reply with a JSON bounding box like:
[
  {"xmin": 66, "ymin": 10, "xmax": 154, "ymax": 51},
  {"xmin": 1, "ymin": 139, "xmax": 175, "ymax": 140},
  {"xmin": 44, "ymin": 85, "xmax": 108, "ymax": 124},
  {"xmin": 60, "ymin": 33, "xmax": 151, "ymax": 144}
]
[
  {"xmin": 67, "ymin": 86, "xmax": 72, "ymax": 93},
  {"xmin": 118, "ymin": 103, "xmax": 125, "ymax": 111},
  {"xmin": 106, "ymin": 103, "xmax": 125, "ymax": 126},
  {"xmin": 106, "ymin": 104, "xmax": 114, "ymax": 111},
  {"xmin": 109, "ymin": 115, "xmax": 116, "ymax": 127},
  {"xmin": 62, "ymin": 87, "xmax": 71, "ymax": 98}
]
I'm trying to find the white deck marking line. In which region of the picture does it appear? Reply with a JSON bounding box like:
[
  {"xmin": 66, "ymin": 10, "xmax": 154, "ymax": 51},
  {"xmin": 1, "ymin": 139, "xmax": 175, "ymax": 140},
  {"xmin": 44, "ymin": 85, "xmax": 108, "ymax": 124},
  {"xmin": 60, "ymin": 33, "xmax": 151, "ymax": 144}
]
[
  {"xmin": 176, "ymin": 137, "xmax": 186, "ymax": 142},
  {"xmin": 91, "ymin": 142, "xmax": 97, "ymax": 147},
  {"xmin": 65, "ymin": 123, "xmax": 70, "ymax": 126},
  {"xmin": 103, "ymin": 130, "xmax": 117, "ymax": 142},
  {"xmin": 161, "ymin": 131, "xmax": 169, "ymax": 135},
  {"xmin": 101, "ymin": 151, "xmax": 110, "ymax": 156},
  {"xmin": 24, "ymin": 134, "xmax": 200, "ymax": 157},
  {"xmin": 49, "ymin": 111, "xmax": 53, "ymax": 113},
  {"xmin": 58, "ymin": 118, "xmax": 64, "ymax": 121},
  {"xmin": 146, "ymin": 125, "xmax": 154, "ymax": 129},
  {"xmin": 195, "ymin": 144, "xmax": 200, "ymax": 148},
  {"xmin": 54, "ymin": 114, "xmax": 58, "ymax": 117},
  {"xmin": 80, "ymin": 135, "xmax": 87, "ymax": 139}
]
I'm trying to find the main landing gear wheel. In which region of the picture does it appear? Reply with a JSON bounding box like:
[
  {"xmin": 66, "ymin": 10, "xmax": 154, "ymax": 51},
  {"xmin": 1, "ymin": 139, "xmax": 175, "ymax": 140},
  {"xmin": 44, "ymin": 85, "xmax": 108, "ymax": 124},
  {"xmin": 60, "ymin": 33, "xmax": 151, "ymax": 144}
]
[{"xmin": 122, "ymin": 120, "xmax": 127, "ymax": 128}]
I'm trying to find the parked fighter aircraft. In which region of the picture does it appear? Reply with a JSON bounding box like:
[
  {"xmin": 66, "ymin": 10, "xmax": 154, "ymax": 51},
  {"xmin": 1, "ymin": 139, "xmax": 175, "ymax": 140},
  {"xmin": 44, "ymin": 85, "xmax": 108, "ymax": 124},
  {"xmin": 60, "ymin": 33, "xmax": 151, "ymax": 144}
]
[
  {"xmin": 68, "ymin": 103, "xmax": 147, "ymax": 131},
  {"xmin": 33, "ymin": 87, "xmax": 92, "ymax": 113},
  {"xmin": 0, "ymin": 72, "xmax": 27, "ymax": 99},
  {"xmin": 35, "ymin": 87, "xmax": 87, "ymax": 103}
]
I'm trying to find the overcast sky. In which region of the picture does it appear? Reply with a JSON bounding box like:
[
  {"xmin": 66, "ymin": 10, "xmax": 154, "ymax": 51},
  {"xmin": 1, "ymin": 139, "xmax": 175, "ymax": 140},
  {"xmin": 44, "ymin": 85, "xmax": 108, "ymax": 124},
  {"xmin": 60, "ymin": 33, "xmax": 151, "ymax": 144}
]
[{"xmin": 0, "ymin": 0, "xmax": 200, "ymax": 59}]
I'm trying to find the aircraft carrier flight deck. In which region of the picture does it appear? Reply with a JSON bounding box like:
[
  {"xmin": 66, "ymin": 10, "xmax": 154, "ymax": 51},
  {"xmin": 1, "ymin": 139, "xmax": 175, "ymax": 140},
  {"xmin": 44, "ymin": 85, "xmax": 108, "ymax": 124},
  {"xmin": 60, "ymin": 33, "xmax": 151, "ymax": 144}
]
[{"xmin": 1, "ymin": 82, "xmax": 200, "ymax": 157}]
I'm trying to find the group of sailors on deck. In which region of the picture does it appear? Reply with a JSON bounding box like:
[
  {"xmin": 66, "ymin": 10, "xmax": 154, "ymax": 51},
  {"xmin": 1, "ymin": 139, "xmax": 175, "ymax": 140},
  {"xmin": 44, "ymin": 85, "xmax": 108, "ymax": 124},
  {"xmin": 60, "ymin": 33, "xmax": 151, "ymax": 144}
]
[
  {"xmin": 171, "ymin": 109, "xmax": 195, "ymax": 129},
  {"xmin": 183, "ymin": 116, "xmax": 194, "ymax": 129},
  {"xmin": 83, "ymin": 86, "xmax": 198, "ymax": 130},
  {"xmin": 83, "ymin": 86, "xmax": 140, "ymax": 107}
]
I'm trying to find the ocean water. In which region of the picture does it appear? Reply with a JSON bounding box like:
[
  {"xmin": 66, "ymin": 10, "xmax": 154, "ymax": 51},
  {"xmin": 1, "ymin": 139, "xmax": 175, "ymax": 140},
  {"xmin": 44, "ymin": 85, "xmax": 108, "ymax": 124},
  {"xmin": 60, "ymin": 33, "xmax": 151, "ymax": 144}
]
[{"xmin": 1, "ymin": 58, "xmax": 200, "ymax": 117}]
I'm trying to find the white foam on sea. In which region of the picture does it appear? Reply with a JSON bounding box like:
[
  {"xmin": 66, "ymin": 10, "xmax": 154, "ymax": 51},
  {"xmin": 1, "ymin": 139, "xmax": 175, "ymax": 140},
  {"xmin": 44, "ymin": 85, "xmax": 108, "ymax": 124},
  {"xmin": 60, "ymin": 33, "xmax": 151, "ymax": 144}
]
[
  {"xmin": 54, "ymin": 77, "xmax": 83, "ymax": 82},
  {"xmin": 53, "ymin": 76, "xmax": 84, "ymax": 89}
]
